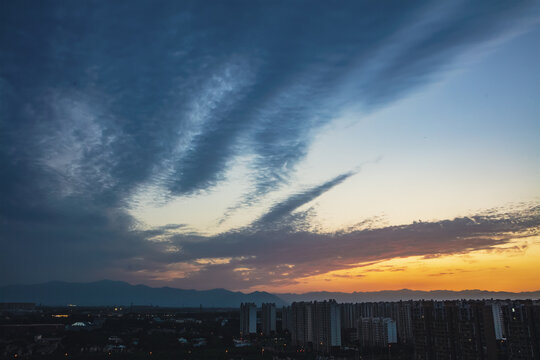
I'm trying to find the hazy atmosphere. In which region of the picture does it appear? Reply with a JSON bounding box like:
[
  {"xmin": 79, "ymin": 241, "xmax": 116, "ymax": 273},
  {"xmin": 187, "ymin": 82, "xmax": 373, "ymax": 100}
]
[{"xmin": 1, "ymin": 0, "xmax": 540, "ymax": 293}]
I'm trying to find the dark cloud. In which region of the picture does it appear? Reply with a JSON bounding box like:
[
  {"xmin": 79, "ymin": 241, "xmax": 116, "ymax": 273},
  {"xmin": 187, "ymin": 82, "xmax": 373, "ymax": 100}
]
[
  {"xmin": 1, "ymin": 0, "xmax": 539, "ymax": 286},
  {"xmin": 140, "ymin": 204, "xmax": 538, "ymax": 290},
  {"xmin": 429, "ymin": 273, "xmax": 455, "ymax": 277},
  {"xmin": 254, "ymin": 171, "xmax": 356, "ymax": 228},
  {"xmin": 332, "ymin": 274, "xmax": 366, "ymax": 279}
]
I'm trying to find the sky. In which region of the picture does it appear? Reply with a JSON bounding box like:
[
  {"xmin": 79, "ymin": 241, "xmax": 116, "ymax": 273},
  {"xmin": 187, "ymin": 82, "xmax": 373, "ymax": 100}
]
[{"xmin": 1, "ymin": 0, "xmax": 539, "ymax": 293}]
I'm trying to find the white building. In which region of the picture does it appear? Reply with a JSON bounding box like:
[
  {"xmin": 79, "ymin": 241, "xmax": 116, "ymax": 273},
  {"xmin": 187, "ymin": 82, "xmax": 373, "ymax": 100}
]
[{"xmin": 491, "ymin": 303, "xmax": 506, "ymax": 340}]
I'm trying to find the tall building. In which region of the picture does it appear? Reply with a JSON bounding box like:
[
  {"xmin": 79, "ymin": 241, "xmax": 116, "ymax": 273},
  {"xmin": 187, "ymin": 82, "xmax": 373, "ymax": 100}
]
[
  {"xmin": 291, "ymin": 302, "xmax": 313, "ymax": 348},
  {"xmin": 261, "ymin": 303, "xmax": 276, "ymax": 335},
  {"xmin": 454, "ymin": 301, "xmax": 498, "ymax": 359},
  {"xmin": 290, "ymin": 300, "xmax": 341, "ymax": 353},
  {"xmin": 500, "ymin": 301, "xmax": 538, "ymax": 359},
  {"xmin": 411, "ymin": 300, "xmax": 449, "ymax": 360},
  {"xmin": 313, "ymin": 300, "xmax": 341, "ymax": 353},
  {"xmin": 340, "ymin": 303, "xmax": 360, "ymax": 343},
  {"xmin": 340, "ymin": 303, "xmax": 357, "ymax": 329},
  {"xmin": 491, "ymin": 302, "xmax": 505, "ymax": 340},
  {"xmin": 396, "ymin": 301, "xmax": 413, "ymax": 344},
  {"xmin": 358, "ymin": 317, "xmax": 397, "ymax": 348},
  {"xmin": 240, "ymin": 302, "xmax": 257, "ymax": 336},
  {"xmin": 281, "ymin": 306, "xmax": 293, "ymax": 332},
  {"xmin": 412, "ymin": 300, "xmax": 500, "ymax": 360}
]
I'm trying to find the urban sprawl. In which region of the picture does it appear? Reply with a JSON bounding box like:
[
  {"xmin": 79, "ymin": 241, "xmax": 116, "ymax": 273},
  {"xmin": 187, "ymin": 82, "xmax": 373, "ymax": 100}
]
[{"xmin": 1, "ymin": 299, "xmax": 539, "ymax": 359}]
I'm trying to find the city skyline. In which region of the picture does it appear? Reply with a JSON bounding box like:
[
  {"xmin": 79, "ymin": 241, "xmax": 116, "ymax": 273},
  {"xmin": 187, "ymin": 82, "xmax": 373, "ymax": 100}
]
[{"xmin": 1, "ymin": 1, "xmax": 540, "ymax": 293}]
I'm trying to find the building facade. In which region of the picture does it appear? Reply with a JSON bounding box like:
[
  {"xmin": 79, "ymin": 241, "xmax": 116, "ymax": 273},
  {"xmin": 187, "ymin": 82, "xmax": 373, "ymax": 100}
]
[
  {"xmin": 261, "ymin": 302, "xmax": 276, "ymax": 335},
  {"xmin": 240, "ymin": 302, "xmax": 257, "ymax": 336}
]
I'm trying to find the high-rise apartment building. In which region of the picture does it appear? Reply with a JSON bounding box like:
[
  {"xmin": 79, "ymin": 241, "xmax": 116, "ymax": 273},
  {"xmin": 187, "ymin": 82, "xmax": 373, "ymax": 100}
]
[
  {"xmin": 281, "ymin": 306, "xmax": 293, "ymax": 332},
  {"xmin": 261, "ymin": 303, "xmax": 276, "ymax": 335},
  {"xmin": 500, "ymin": 301, "xmax": 538, "ymax": 359},
  {"xmin": 313, "ymin": 300, "xmax": 341, "ymax": 353},
  {"xmin": 290, "ymin": 300, "xmax": 341, "ymax": 353},
  {"xmin": 412, "ymin": 300, "xmax": 500, "ymax": 360},
  {"xmin": 397, "ymin": 301, "xmax": 414, "ymax": 344},
  {"xmin": 358, "ymin": 317, "xmax": 397, "ymax": 348},
  {"xmin": 491, "ymin": 302, "xmax": 505, "ymax": 340},
  {"xmin": 340, "ymin": 303, "xmax": 357, "ymax": 329},
  {"xmin": 291, "ymin": 301, "xmax": 313, "ymax": 348},
  {"xmin": 240, "ymin": 302, "xmax": 257, "ymax": 336}
]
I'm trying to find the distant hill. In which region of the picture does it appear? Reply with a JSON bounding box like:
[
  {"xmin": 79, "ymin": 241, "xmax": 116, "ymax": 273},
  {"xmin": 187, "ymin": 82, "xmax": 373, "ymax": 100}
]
[
  {"xmin": 0, "ymin": 280, "xmax": 287, "ymax": 307},
  {"xmin": 277, "ymin": 289, "xmax": 540, "ymax": 303},
  {"xmin": 2, "ymin": 281, "xmax": 538, "ymax": 307}
]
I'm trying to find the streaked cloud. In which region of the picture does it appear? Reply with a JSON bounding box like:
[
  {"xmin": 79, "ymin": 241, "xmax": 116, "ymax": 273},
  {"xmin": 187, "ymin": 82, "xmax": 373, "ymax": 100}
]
[
  {"xmin": 254, "ymin": 171, "xmax": 356, "ymax": 228},
  {"xmin": 135, "ymin": 202, "xmax": 539, "ymax": 290}
]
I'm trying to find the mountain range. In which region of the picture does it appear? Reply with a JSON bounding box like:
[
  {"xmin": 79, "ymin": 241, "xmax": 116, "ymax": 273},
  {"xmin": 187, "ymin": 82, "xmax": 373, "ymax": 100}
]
[
  {"xmin": 1, "ymin": 280, "xmax": 538, "ymax": 307},
  {"xmin": 0, "ymin": 280, "xmax": 286, "ymax": 307}
]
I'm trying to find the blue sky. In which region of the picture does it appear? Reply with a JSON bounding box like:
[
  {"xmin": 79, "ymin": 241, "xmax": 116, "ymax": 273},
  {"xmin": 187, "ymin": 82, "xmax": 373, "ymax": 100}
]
[
  {"xmin": 1, "ymin": 0, "xmax": 539, "ymax": 291},
  {"xmin": 130, "ymin": 11, "xmax": 540, "ymax": 234}
]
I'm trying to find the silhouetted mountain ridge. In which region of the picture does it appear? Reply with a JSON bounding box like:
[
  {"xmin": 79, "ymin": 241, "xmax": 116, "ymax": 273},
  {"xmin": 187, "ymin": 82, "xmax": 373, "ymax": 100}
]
[
  {"xmin": 2, "ymin": 281, "xmax": 538, "ymax": 307},
  {"xmin": 0, "ymin": 280, "xmax": 287, "ymax": 307}
]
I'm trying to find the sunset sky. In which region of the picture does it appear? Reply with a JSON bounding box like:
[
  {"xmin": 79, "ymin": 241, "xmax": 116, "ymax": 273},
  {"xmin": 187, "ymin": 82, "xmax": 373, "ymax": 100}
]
[{"xmin": 1, "ymin": 0, "xmax": 539, "ymax": 293}]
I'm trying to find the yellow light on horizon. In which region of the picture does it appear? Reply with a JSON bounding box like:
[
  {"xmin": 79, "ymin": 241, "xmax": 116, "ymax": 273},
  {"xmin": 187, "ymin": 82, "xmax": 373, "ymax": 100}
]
[{"xmin": 250, "ymin": 235, "xmax": 540, "ymax": 293}]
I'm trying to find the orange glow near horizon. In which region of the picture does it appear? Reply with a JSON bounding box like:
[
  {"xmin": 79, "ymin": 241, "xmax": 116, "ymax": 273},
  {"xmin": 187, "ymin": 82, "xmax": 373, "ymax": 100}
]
[{"xmin": 251, "ymin": 236, "xmax": 540, "ymax": 294}]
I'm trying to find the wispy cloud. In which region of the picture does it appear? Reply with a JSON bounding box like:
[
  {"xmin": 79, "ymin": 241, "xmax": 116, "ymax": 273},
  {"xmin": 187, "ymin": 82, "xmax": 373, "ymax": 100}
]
[{"xmin": 253, "ymin": 171, "xmax": 356, "ymax": 228}]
